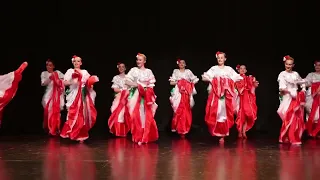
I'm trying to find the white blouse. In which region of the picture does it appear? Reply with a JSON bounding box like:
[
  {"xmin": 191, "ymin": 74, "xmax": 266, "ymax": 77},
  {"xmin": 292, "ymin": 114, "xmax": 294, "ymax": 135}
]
[
  {"xmin": 41, "ymin": 70, "xmax": 64, "ymax": 86},
  {"xmin": 277, "ymin": 71, "xmax": 305, "ymax": 91},
  {"xmin": 126, "ymin": 67, "xmax": 156, "ymax": 88},
  {"xmin": 202, "ymin": 65, "xmax": 242, "ymax": 82},
  {"xmin": 169, "ymin": 69, "xmax": 199, "ymax": 83},
  {"xmin": 304, "ymin": 72, "xmax": 320, "ymax": 86},
  {"xmin": 111, "ymin": 75, "xmax": 127, "ymax": 89}
]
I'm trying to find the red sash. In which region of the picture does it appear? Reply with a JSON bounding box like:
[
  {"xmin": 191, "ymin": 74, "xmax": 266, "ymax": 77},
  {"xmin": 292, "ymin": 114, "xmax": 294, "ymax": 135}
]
[
  {"xmin": 171, "ymin": 79, "xmax": 194, "ymax": 134},
  {"xmin": 235, "ymin": 75, "xmax": 257, "ymax": 132},
  {"xmin": 307, "ymin": 82, "xmax": 320, "ymax": 135},
  {"xmin": 205, "ymin": 77, "xmax": 235, "ymax": 136},
  {"xmin": 43, "ymin": 72, "xmax": 64, "ymax": 135},
  {"xmin": 131, "ymin": 84, "xmax": 158, "ymax": 143},
  {"xmin": 108, "ymin": 90, "xmax": 131, "ymax": 136}
]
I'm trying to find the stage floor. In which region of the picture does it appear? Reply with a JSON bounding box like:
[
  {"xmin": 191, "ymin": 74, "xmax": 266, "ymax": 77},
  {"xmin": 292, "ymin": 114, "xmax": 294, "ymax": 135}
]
[{"xmin": 0, "ymin": 134, "xmax": 320, "ymax": 180}]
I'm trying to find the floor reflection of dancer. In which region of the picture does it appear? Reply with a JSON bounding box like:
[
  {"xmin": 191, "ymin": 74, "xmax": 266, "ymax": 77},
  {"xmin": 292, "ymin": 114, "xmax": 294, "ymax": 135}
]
[
  {"xmin": 304, "ymin": 60, "xmax": 320, "ymax": 138},
  {"xmin": 125, "ymin": 53, "xmax": 159, "ymax": 145},
  {"xmin": 0, "ymin": 62, "xmax": 28, "ymax": 125},
  {"xmin": 41, "ymin": 59, "xmax": 64, "ymax": 136},
  {"xmin": 108, "ymin": 62, "xmax": 131, "ymax": 137},
  {"xmin": 202, "ymin": 51, "xmax": 242, "ymax": 143},
  {"xmin": 169, "ymin": 59, "xmax": 198, "ymax": 138},
  {"xmin": 277, "ymin": 55, "xmax": 306, "ymax": 145},
  {"xmin": 234, "ymin": 64, "xmax": 259, "ymax": 139},
  {"xmin": 60, "ymin": 55, "xmax": 99, "ymax": 142}
]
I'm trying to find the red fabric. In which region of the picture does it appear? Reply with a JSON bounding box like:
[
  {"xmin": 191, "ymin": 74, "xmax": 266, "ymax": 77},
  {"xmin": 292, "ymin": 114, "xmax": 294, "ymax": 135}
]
[
  {"xmin": 307, "ymin": 82, "xmax": 320, "ymax": 136},
  {"xmin": 43, "ymin": 72, "xmax": 64, "ymax": 135},
  {"xmin": 60, "ymin": 73, "xmax": 97, "ymax": 141},
  {"xmin": 205, "ymin": 77, "xmax": 235, "ymax": 137},
  {"xmin": 235, "ymin": 75, "xmax": 257, "ymax": 132},
  {"xmin": 171, "ymin": 79, "xmax": 194, "ymax": 134},
  {"xmin": 0, "ymin": 62, "xmax": 27, "ymax": 125},
  {"xmin": 108, "ymin": 90, "xmax": 131, "ymax": 137},
  {"xmin": 279, "ymin": 91, "xmax": 305, "ymax": 144},
  {"xmin": 131, "ymin": 85, "xmax": 159, "ymax": 143}
]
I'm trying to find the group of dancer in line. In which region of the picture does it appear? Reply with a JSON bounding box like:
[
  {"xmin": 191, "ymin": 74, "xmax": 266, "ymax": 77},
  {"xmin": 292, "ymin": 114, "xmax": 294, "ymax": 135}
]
[{"xmin": 0, "ymin": 52, "xmax": 319, "ymax": 145}]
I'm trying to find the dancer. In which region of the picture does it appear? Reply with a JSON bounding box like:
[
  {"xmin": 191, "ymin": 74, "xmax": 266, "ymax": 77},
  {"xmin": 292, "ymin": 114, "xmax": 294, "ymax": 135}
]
[
  {"xmin": 304, "ymin": 60, "xmax": 320, "ymax": 138},
  {"xmin": 60, "ymin": 55, "xmax": 99, "ymax": 142},
  {"xmin": 0, "ymin": 62, "xmax": 28, "ymax": 125},
  {"xmin": 41, "ymin": 59, "xmax": 65, "ymax": 136},
  {"xmin": 277, "ymin": 55, "xmax": 305, "ymax": 145},
  {"xmin": 235, "ymin": 64, "xmax": 259, "ymax": 138},
  {"xmin": 202, "ymin": 51, "xmax": 242, "ymax": 143},
  {"xmin": 169, "ymin": 59, "xmax": 198, "ymax": 137},
  {"xmin": 108, "ymin": 62, "xmax": 131, "ymax": 137},
  {"xmin": 125, "ymin": 53, "xmax": 158, "ymax": 145}
]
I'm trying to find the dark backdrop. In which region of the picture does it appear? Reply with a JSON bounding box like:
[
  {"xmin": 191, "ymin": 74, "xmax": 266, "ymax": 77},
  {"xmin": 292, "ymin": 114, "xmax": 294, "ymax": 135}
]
[{"xmin": 1, "ymin": 2, "xmax": 320, "ymax": 136}]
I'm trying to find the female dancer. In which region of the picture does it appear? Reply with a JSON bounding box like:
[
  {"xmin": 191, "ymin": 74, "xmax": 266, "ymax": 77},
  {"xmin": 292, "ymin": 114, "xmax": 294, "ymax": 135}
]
[
  {"xmin": 277, "ymin": 55, "xmax": 305, "ymax": 145},
  {"xmin": 169, "ymin": 59, "xmax": 198, "ymax": 137},
  {"xmin": 41, "ymin": 59, "xmax": 64, "ymax": 136},
  {"xmin": 235, "ymin": 64, "xmax": 259, "ymax": 138},
  {"xmin": 202, "ymin": 51, "xmax": 242, "ymax": 143},
  {"xmin": 125, "ymin": 53, "xmax": 158, "ymax": 145},
  {"xmin": 304, "ymin": 60, "xmax": 320, "ymax": 138},
  {"xmin": 60, "ymin": 55, "xmax": 99, "ymax": 142},
  {"xmin": 0, "ymin": 62, "xmax": 28, "ymax": 125},
  {"xmin": 108, "ymin": 62, "xmax": 131, "ymax": 137}
]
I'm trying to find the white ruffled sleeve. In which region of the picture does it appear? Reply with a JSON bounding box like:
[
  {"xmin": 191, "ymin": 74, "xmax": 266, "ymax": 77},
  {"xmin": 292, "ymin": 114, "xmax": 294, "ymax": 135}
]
[
  {"xmin": 41, "ymin": 71, "xmax": 50, "ymax": 86},
  {"xmin": 57, "ymin": 70, "xmax": 64, "ymax": 79},
  {"xmin": 64, "ymin": 69, "xmax": 73, "ymax": 82},
  {"xmin": 202, "ymin": 67, "xmax": 214, "ymax": 81},
  {"xmin": 187, "ymin": 69, "xmax": 199, "ymax": 83},
  {"xmin": 111, "ymin": 76, "xmax": 120, "ymax": 89},
  {"xmin": 278, "ymin": 72, "xmax": 287, "ymax": 90},
  {"xmin": 169, "ymin": 69, "xmax": 178, "ymax": 82},
  {"xmin": 295, "ymin": 72, "xmax": 306, "ymax": 90},
  {"xmin": 148, "ymin": 69, "xmax": 156, "ymax": 84},
  {"xmin": 229, "ymin": 67, "xmax": 243, "ymax": 82},
  {"xmin": 126, "ymin": 68, "xmax": 135, "ymax": 82},
  {"xmin": 304, "ymin": 73, "xmax": 313, "ymax": 87}
]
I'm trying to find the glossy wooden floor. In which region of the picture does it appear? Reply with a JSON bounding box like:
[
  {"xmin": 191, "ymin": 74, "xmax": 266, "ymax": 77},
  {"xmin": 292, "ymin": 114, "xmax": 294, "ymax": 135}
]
[{"xmin": 0, "ymin": 134, "xmax": 320, "ymax": 180}]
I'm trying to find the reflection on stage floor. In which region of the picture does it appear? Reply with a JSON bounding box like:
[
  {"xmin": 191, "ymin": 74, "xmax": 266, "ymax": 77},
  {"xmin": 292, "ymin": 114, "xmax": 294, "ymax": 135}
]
[{"xmin": 0, "ymin": 134, "xmax": 320, "ymax": 180}]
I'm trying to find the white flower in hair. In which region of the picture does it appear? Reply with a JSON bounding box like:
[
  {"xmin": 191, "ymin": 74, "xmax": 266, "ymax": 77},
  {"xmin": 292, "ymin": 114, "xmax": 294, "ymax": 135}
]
[
  {"xmin": 216, "ymin": 51, "xmax": 222, "ymax": 58},
  {"xmin": 71, "ymin": 55, "xmax": 78, "ymax": 62},
  {"xmin": 283, "ymin": 55, "xmax": 290, "ymax": 61}
]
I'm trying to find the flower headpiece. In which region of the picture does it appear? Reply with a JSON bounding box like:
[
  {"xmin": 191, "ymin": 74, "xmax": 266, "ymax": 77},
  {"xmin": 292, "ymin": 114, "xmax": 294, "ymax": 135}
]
[
  {"xmin": 236, "ymin": 64, "xmax": 240, "ymax": 70},
  {"xmin": 283, "ymin": 55, "xmax": 290, "ymax": 62},
  {"xmin": 216, "ymin": 51, "xmax": 223, "ymax": 58},
  {"xmin": 71, "ymin": 55, "xmax": 79, "ymax": 62}
]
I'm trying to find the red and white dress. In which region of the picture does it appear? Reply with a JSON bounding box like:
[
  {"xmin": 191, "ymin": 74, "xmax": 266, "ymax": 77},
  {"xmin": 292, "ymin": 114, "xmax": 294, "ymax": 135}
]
[
  {"xmin": 108, "ymin": 75, "xmax": 131, "ymax": 137},
  {"xmin": 202, "ymin": 65, "xmax": 242, "ymax": 137},
  {"xmin": 169, "ymin": 69, "xmax": 198, "ymax": 135},
  {"xmin": 235, "ymin": 74, "xmax": 258, "ymax": 133},
  {"xmin": 126, "ymin": 67, "xmax": 158, "ymax": 144},
  {"xmin": 304, "ymin": 72, "xmax": 320, "ymax": 137},
  {"xmin": 277, "ymin": 71, "xmax": 305, "ymax": 144},
  {"xmin": 41, "ymin": 70, "xmax": 65, "ymax": 135},
  {"xmin": 0, "ymin": 62, "xmax": 27, "ymax": 125},
  {"xmin": 60, "ymin": 69, "xmax": 99, "ymax": 141}
]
